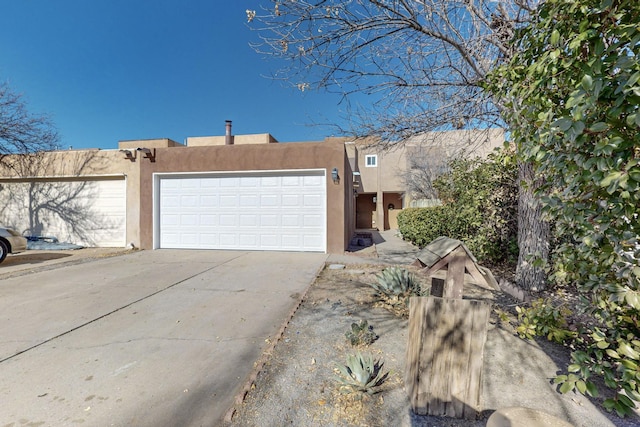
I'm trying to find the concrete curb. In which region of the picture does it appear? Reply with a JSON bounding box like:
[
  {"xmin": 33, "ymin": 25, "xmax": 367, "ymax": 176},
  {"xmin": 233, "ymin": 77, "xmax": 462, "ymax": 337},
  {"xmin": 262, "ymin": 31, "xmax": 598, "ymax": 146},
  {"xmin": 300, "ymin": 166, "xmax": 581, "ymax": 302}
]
[{"xmin": 222, "ymin": 261, "xmax": 328, "ymax": 424}]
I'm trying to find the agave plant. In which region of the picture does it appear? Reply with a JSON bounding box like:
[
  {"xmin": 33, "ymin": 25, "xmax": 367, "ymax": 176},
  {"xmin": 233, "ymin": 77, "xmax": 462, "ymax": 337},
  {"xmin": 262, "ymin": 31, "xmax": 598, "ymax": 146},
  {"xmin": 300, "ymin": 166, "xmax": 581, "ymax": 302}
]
[
  {"xmin": 345, "ymin": 319, "xmax": 378, "ymax": 346},
  {"xmin": 335, "ymin": 352, "xmax": 388, "ymax": 394},
  {"xmin": 371, "ymin": 267, "xmax": 421, "ymax": 297}
]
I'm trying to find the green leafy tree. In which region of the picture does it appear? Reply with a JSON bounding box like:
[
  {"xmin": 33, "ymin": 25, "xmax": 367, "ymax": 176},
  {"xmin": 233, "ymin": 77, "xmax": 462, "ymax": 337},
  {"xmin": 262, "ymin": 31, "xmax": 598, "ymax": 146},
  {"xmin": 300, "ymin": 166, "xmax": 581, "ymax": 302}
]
[{"xmin": 488, "ymin": 0, "xmax": 640, "ymax": 416}]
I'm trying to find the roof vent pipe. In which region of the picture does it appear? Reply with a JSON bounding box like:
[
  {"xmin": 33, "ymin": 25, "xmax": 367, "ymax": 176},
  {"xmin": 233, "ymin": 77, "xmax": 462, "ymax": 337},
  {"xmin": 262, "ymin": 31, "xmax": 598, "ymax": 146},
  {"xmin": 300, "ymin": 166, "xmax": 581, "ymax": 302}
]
[{"xmin": 225, "ymin": 120, "xmax": 234, "ymax": 145}]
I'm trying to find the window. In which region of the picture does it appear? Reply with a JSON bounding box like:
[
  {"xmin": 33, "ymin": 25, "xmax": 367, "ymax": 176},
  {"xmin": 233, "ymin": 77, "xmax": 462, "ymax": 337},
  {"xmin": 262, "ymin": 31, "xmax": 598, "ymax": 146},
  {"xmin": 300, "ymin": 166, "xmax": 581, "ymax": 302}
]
[{"xmin": 365, "ymin": 154, "xmax": 377, "ymax": 167}]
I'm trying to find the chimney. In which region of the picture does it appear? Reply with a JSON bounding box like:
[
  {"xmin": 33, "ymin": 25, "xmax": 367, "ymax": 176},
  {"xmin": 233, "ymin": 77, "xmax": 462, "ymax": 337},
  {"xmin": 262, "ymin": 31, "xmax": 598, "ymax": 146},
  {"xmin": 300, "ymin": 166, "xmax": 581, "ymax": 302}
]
[{"xmin": 225, "ymin": 120, "xmax": 234, "ymax": 145}]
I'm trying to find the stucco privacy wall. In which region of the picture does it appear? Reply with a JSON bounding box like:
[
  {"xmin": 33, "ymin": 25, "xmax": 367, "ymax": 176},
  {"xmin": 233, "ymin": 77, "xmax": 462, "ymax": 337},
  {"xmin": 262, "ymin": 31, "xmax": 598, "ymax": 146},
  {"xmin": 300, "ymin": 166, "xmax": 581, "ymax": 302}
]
[{"xmin": 132, "ymin": 139, "xmax": 351, "ymax": 252}]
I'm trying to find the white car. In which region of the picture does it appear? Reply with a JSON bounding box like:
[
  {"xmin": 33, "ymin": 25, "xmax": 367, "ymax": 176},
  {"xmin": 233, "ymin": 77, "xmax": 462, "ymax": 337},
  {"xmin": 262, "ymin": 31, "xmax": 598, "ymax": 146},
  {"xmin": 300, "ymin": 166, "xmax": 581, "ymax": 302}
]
[{"xmin": 0, "ymin": 227, "xmax": 28, "ymax": 264}]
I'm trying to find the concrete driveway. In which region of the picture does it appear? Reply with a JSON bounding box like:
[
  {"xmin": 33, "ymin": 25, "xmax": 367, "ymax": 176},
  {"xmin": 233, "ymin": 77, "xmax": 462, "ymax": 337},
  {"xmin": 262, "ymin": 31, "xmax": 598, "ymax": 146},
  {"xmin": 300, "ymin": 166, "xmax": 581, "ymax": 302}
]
[{"xmin": 0, "ymin": 249, "xmax": 327, "ymax": 426}]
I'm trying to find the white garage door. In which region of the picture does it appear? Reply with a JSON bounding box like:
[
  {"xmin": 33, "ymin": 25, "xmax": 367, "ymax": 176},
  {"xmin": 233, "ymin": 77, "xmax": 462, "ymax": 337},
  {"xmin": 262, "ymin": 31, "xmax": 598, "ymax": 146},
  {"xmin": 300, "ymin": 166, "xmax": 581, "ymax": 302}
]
[
  {"xmin": 156, "ymin": 170, "xmax": 326, "ymax": 252},
  {"xmin": 0, "ymin": 178, "xmax": 126, "ymax": 247}
]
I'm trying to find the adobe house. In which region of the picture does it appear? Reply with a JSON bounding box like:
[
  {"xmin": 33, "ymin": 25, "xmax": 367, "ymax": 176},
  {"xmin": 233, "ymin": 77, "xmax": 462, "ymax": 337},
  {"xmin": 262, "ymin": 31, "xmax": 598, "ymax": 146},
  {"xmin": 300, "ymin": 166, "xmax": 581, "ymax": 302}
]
[
  {"xmin": 347, "ymin": 129, "xmax": 505, "ymax": 231},
  {"xmin": 0, "ymin": 123, "xmax": 356, "ymax": 253}
]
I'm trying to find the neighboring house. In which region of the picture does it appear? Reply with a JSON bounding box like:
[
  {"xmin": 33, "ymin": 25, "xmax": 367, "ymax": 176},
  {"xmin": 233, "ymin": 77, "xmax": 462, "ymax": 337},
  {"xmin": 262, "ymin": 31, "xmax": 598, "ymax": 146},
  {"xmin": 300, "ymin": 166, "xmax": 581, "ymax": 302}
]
[
  {"xmin": 0, "ymin": 122, "xmax": 355, "ymax": 253},
  {"xmin": 347, "ymin": 129, "xmax": 505, "ymax": 231}
]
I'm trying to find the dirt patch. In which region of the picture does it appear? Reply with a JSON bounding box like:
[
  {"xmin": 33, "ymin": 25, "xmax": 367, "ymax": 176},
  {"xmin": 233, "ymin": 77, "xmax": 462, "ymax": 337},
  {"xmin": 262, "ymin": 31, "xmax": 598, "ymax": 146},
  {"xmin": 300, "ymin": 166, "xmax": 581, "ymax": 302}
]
[{"xmin": 226, "ymin": 263, "xmax": 638, "ymax": 427}]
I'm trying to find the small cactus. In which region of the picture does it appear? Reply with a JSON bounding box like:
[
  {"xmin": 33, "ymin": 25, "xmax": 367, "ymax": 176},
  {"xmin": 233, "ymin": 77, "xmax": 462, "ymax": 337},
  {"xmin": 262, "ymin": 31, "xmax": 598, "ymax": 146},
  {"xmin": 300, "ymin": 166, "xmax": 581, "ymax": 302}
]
[
  {"xmin": 345, "ymin": 319, "xmax": 378, "ymax": 346},
  {"xmin": 335, "ymin": 352, "xmax": 388, "ymax": 394}
]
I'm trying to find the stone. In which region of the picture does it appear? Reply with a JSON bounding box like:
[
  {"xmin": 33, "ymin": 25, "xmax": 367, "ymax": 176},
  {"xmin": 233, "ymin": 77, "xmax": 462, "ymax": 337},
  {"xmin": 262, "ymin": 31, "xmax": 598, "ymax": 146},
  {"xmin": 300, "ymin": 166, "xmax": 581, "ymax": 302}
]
[{"xmin": 486, "ymin": 407, "xmax": 574, "ymax": 427}]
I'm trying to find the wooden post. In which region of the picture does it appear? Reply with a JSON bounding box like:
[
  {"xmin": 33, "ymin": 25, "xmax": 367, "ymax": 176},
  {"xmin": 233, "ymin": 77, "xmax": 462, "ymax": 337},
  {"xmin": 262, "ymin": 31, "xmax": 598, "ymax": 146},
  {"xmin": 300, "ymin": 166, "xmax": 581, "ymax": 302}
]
[{"xmin": 405, "ymin": 296, "xmax": 490, "ymax": 419}]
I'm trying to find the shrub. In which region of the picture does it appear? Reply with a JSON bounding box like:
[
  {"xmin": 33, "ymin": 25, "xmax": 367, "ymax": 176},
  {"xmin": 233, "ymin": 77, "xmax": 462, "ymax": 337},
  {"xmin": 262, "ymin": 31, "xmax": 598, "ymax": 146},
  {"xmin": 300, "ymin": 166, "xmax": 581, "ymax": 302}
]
[
  {"xmin": 487, "ymin": 0, "xmax": 640, "ymax": 415},
  {"xmin": 515, "ymin": 298, "xmax": 576, "ymax": 343},
  {"xmin": 398, "ymin": 147, "xmax": 518, "ymax": 266}
]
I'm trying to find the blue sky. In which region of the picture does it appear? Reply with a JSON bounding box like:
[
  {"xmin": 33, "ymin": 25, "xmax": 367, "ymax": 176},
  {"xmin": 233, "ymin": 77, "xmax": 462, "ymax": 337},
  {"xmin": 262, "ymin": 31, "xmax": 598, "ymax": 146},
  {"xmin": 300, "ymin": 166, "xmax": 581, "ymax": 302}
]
[{"xmin": 0, "ymin": 1, "xmax": 351, "ymax": 149}]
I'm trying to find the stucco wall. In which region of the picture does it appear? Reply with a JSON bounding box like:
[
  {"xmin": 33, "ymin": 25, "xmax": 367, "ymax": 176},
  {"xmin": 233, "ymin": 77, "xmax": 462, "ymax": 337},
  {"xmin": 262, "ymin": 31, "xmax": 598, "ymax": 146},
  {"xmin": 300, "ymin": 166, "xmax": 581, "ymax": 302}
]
[
  {"xmin": 186, "ymin": 133, "xmax": 278, "ymax": 146},
  {"xmin": 119, "ymin": 139, "xmax": 184, "ymax": 149},
  {"xmin": 127, "ymin": 139, "xmax": 350, "ymax": 252},
  {"xmin": 0, "ymin": 140, "xmax": 353, "ymax": 253}
]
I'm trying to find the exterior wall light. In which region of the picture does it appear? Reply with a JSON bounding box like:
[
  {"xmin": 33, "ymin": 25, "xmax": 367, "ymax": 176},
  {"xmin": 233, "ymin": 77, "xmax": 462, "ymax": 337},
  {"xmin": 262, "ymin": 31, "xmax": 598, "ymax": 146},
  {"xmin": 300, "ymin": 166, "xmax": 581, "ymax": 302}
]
[
  {"xmin": 331, "ymin": 167, "xmax": 340, "ymax": 184},
  {"xmin": 136, "ymin": 147, "xmax": 156, "ymax": 162}
]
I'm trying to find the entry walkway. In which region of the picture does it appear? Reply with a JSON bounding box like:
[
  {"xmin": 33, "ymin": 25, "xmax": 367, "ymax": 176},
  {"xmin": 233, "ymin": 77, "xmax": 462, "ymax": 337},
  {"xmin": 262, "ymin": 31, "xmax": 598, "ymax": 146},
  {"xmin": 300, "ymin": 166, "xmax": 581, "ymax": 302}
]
[{"xmin": 328, "ymin": 229, "xmax": 421, "ymax": 265}]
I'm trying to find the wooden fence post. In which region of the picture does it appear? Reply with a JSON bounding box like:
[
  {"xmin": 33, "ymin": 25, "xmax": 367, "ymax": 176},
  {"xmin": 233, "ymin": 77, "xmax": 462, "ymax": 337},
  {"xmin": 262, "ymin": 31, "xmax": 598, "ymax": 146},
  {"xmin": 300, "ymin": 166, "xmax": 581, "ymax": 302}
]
[{"xmin": 405, "ymin": 296, "xmax": 491, "ymax": 419}]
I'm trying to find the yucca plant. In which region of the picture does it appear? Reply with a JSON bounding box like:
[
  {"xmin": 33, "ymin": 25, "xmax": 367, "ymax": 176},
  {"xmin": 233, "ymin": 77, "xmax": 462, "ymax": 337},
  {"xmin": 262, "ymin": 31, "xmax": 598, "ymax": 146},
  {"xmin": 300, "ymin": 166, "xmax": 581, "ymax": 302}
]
[
  {"xmin": 345, "ymin": 319, "xmax": 378, "ymax": 346},
  {"xmin": 335, "ymin": 352, "xmax": 388, "ymax": 394},
  {"xmin": 371, "ymin": 267, "xmax": 421, "ymax": 297}
]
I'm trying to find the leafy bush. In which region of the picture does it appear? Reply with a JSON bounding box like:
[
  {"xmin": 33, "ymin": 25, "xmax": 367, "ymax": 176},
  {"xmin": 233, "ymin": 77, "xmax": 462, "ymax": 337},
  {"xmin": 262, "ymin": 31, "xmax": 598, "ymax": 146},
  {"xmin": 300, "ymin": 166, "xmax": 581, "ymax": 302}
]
[
  {"xmin": 515, "ymin": 298, "xmax": 576, "ymax": 343},
  {"xmin": 487, "ymin": 0, "xmax": 640, "ymax": 415},
  {"xmin": 345, "ymin": 320, "xmax": 378, "ymax": 347},
  {"xmin": 398, "ymin": 147, "xmax": 518, "ymax": 266}
]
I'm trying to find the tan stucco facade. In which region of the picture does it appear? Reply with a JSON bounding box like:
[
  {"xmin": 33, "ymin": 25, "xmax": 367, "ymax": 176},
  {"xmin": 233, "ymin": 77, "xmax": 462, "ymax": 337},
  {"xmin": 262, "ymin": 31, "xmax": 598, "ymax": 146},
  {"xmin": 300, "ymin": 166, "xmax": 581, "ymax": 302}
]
[
  {"xmin": 348, "ymin": 129, "xmax": 505, "ymax": 230},
  {"xmin": 186, "ymin": 133, "xmax": 278, "ymax": 146},
  {"xmin": 0, "ymin": 137, "xmax": 355, "ymax": 253}
]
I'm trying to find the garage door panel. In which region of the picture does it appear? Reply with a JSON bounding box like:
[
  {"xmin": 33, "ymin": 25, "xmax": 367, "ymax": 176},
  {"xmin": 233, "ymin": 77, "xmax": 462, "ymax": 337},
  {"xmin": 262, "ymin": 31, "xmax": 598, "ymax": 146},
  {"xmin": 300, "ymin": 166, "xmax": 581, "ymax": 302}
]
[
  {"xmin": 219, "ymin": 233, "xmax": 237, "ymax": 246},
  {"xmin": 282, "ymin": 195, "xmax": 301, "ymax": 206},
  {"xmin": 201, "ymin": 195, "xmax": 217, "ymax": 207},
  {"xmin": 0, "ymin": 179, "xmax": 126, "ymax": 247},
  {"xmin": 157, "ymin": 171, "xmax": 326, "ymax": 252},
  {"xmin": 200, "ymin": 181, "xmax": 218, "ymax": 189},
  {"xmin": 162, "ymin": 195, "xmax": 180, "ymax": 208},
  {"xmin": 282, "ymin": 176, "xmax": 302, "ymax": 186},
  {"xmin": 220, "ymin": 195, "xmax": 237, "ymax": 207},
  {"xmin": 201, "ymin": 214, "xmax": 217, "ymax": 226},
  {"xmin": 304, "ymin": 194, "xmax": 323, "ymax": 207},
  {"xmin": 220, "ymin": 178, "xmax": 239, "ymax": 187},
  {"xmin": 219, "ymin": 214, "xmax": 236, "ymax": 226},
  {"xmin": 239, "ymin": 234, "xmax": 258, "ymax": 246},
  {"xmin": 262, "ymin": 176, "xmax": 278, "ymax": 186},
  {"xmin": 200, "ymin": 233, "xmax": 219, "ymax": 247},
  {"xmin": 260, "ymin": 215, "xmax": 278, "ymax": 227},
  {"xmin": 162, "ymin": 214, "xmax": 179, "ymax": 226},
  {"xmin": 180, "ymin": 195, "xmax": 197, "ymax": 207},
  {"xmin": 240, "ymin": 194, "xmax": 259, "ymax": 207},
  {"xmin": 304, "ymin": 214, "xmax": 324, "ymax": 227}
]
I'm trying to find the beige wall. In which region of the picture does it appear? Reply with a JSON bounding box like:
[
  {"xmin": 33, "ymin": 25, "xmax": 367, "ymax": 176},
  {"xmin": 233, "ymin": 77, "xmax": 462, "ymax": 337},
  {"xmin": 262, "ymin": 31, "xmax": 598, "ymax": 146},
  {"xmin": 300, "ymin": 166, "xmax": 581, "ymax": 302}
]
[
  {"xmin": 186, "ymin": 133, "xmax": 278, "ymax": 146},
  {"xmin": 132, "ymin": 140, "xmax": 349, "ymax": 252},
  {"xmin": 119, "ymin": 138, "xmax": 184, "ymax": 149},
  {"xmin": 355, "ymin": 129, "xmax": 505, "ymax": 195},
  {"xmin": 356, "ymin": 148, "xmax": 406, "ymax": 194},
  {"xmin": 351, "ymin": 129, "xmax": 505, "ymax": 230},
  {"xmin": 128, "ymin": 140, "xmax": 350, "ymax": 252},
  {"xmin": 0, "ymin": 139, "xmax": 354, "ymax": 253}
]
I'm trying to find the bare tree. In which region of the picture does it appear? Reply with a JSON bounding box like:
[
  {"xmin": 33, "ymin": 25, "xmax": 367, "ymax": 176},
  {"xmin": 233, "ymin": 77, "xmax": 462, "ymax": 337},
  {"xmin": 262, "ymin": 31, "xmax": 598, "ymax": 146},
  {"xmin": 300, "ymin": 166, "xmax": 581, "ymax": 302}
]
[
  {"xmin": 0, "ymin": 82, "xmax": 59, "ymax": 166},
  {"xmin": 402, "ymin": 145, "xmax": 449, "ymax": 201},
  {"xmin": 248, "ymin": 0, "xmax": 548, "ymax": 290},
  {"xmin": 0, "ymin": 83, "xmax": 116, "ymax": 245},
  {"xmin": 0, "ymin": 147, "xmax": 125, "ymax": 247},
  {"xmin": 248, "ymin": 1, "xmax": 534, "ymax": 140}
]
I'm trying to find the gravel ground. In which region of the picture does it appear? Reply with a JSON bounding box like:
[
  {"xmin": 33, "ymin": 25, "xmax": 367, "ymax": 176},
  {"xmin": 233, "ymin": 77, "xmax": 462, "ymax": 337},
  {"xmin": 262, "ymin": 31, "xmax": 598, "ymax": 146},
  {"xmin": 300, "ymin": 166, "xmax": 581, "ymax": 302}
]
[{"xmin": 225, "ymin": 263, "xmax": 640, "ymax": 427}]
